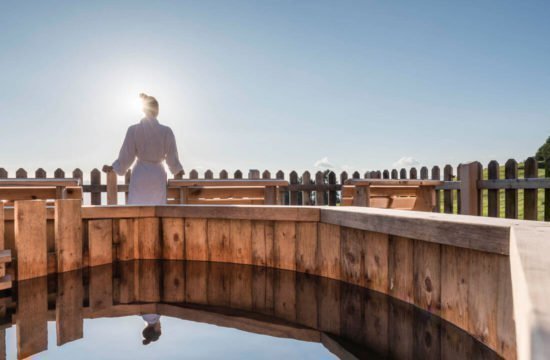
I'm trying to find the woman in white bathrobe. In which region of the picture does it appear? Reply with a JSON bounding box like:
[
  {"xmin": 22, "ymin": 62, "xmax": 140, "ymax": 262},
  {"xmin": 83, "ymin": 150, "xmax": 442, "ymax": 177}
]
[{"xmin": 103, "ymin": 93, "xmax": 184, "ymax": 205}]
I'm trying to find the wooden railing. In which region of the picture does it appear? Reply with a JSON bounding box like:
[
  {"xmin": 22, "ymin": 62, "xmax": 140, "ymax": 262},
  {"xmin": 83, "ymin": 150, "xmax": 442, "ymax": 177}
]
[{"xmin": 1, "ymin": 156, "xmax": 549, "ymax": 220}]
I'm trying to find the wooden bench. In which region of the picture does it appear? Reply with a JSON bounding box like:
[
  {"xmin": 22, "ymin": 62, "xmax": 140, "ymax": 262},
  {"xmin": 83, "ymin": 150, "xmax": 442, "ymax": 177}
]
[
  {"xmin": 342, "ymin": 179, "xmax": 443, "ymax": 211},
  {"xmin": 0, "ymin": 179, "xmax": 82, "ymax": 203},
  {"xmin": 167, "ymin": 180, "xmax": 289, "ymax": 205}
]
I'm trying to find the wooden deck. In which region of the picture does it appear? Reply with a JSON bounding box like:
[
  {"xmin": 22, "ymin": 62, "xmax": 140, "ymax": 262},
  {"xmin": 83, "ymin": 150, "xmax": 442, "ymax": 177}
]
[{"xmin": 1, "ymin": 201, "xmax": 549, "ymax": 358}]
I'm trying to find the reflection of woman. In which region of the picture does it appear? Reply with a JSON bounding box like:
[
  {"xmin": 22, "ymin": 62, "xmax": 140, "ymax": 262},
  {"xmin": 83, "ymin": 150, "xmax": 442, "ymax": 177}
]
[
  {"xmin": 142, "ymin": 314, "xmax": 162, "ymax": 345},
  {"xmin": 103, "ymin": 93, "xmax": 184, "ymax": 205}
]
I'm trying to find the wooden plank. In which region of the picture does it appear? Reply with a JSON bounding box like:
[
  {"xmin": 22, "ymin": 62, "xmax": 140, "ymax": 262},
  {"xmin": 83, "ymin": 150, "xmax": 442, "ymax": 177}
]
[
  {"xmin": 137, "ymin": 260, "xmax": 161, "ymax": 302},
  {"xmin": 432, "ymin": 166, "xmax": 441, "ymax": 213},
  {"xmin": 56, "ymin": 270, "xmax": 84, "ymax": 345},
  {"xmin": 296, "ymin": 273, "xmax": 318, "ymax": 329},
  {"xmin": 346, "ymin": 179, "xmax": 443, "ymax": 187},
  {"xmin": 413, "ymin": 308, "xmax": 441, "ymax": 359},
  {"xmin": 340, "ymin": 281, "xmax": 364, "ymax": 344},
  {"xmin": 458, "ymin": 162, "xmax": 481, "ymax": 216},
  {"xmin": 315, "ymin": 171, "xmax": 325, "ymax": 205},
  {"xmin": 229, "ymin": 219, "xmax": 252, "ymax": 264},
  {"xmin": 320, "ymin": 208, "xmax": 511, "ymax": 255},
  {"xmin": 185, "ymin": 261, "xmax": 207, "ymax": 304},
  {"xmin": 88, "ymin": 219, "xmax": 113, "ymax": 266},
  {"xmin": 230, "ymin": 265, "xmax": 253, "ymax": 310},
  {"xmin": 505, "ymin": 159, "xmax": 518, "ymax": 219},
  {"xmin": 156, "ymin": 205, "xmax": 320, "ymax": 222},
  {"xmin": 207, "ymin": 219, "xmax": 230, "ymax": 262},
  {"xmin": 252, "ymin": 267, "xmax": 274, "ymax": 315},
  {"xmin": 315, "ymin": 223, "xmax": 341, "ymax": 280},
  {"xmin": 162, "ymin": 218, "xmax": 185, "ymax": 260},
  {"xmin": 273, "ymin": 221, "xmax": 296, "ymax": 271},
  {"xmin": 17, "ymin": 276, "xmax": 48, "ymax": 359},
  {"xmin": 55, "ymin": 199, "xmax": 83, "ymax": 273},
  {"xmin": 479, "ymin": 178, "xmax": 550, "ymax": 189},
  {"xmin": 137, "ymin": 218, "xmax": 161, "ymax": 259},
  {"xmin": 524, "ymin": 157, "xmax": 538, "ymax": 220},
  {"xmin": 289, "ymin": 171, "xmax": 299, "ymax": 205},
  {"xmin": 468, "ymin": 250, "xmax": 499, "ymax": 350},
  {"xmin": 89, "ymin": 264, "xmax": 113, "ymax": 311},
  {"xmin": 365, "ymin": 231, "xmax": 389, "ymax": 293},
  {"xmin": 295, "ymin": 222, "xmax": 317, "ymax": 274},
  {"xmin": 207, "ymin": 262, "xmax": 230, "ymax": 307},
  {"xmin": 184, "ymin": 218, "xmax": 208, "ymax": 261},
  {"xmin": 168, "ymin": 179, "xmax": 288, "ymax": 187},
  {"xmin": 487, "ymin": 160, "xmax": 500, "ymax": 217},
  {"xmin": 106, "ymin": 170, "xmax": 117, "ymax": 205},
  {"xmin": 443, "ymin": 165, "xmax": 454, "ymax": 214},
  {"xmin": 328, "ymin": 172, "xmax": 337, "ymax": 206},
  {"xmin": 117, "ymin": 261, "xmax": 137, "ymax": 304},
  {"xmin": 302, "ymin": 171, "xmax": 312, "ymax": 206},
  {"xmin": 273, "ymin": 270, "xmax": 296, "ymax": 322},
  {"xmin": 388, "ymin": 236, "xmax": 414, "ymax": 303},
  {"xmin": 163, "ymin": 261, "xmax": 185, "ymax": 303},
  {"xmin": 168, "ymin": 186, "xmax": 267, "ymax": 200},
  {"xmin": 90, "ymin": 169, "xmax": 101, "ymax": 205},
  {"xmin": 440, "ymin": 246, "xmax": 469, "ymax": 330},
  {"xmin": 413, "ymin": 240, "xmax": 441, "ymax": 315},
  {"xmin": 15, "ymin": 200, "xmax": 48, "ymax": 280},
  {"xmin": 388, "ymin": 300, "xmax": 414, "ymax": 359},
  {"xmin": 317, "ymin": 277, "xmax": 341, "ymax": 335},
  {"xmin": 117, "ymin": 219, "xmax": 137, "ymax": 261},
  {"xmin": 340, "ymin": 227, "xmax": 366, "ymax": 287},
  {"xmin": 251, "ymin": 220, "xmax": 274, "ymax": 267},
  {"xmin": 496, "ymin": 254, "xmax": 516, "ymax": 359},
  {"xmin": 364, "ymin": 291, "xmax": 389, "ymax": 356},
  {"xmin": 0, "ymin": 179, "xmax": 78, "ymax": 186}
]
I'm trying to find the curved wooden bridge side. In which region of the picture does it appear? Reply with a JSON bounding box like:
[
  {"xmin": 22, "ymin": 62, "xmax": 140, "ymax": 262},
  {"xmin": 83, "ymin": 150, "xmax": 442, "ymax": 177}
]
[{"xmin": 2, "ymin": 202, "xmax": 550, "ymax": 359}]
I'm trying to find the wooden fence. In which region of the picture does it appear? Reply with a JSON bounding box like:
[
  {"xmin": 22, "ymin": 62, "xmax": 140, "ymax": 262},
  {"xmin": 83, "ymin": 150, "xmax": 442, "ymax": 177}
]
[{"xmin": 1, "ymin": 156, "xmax": 549, "ymax": 221}]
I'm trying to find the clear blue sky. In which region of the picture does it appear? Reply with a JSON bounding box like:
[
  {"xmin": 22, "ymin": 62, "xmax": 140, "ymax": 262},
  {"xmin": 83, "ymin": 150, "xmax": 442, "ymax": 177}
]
[{"xmin": 1, "ymin": 0, "xmax": 549, "ymax": 178}]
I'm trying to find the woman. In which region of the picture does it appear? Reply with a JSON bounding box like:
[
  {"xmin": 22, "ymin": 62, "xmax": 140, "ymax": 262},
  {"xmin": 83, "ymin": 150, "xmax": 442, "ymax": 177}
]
[{"xmin": 103, "ymin": 93, "xmax": 184, "ymax": 204}]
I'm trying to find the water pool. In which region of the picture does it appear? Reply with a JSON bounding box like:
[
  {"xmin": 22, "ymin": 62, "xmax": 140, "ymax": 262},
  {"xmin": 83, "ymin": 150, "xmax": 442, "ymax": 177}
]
[{"xmin": 1, "ymin": 261, "xmax": 500, "ymax": 359}]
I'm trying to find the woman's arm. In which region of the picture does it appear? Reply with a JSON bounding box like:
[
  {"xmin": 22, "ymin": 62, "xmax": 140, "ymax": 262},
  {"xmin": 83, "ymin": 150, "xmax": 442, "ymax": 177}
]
[
  {"xmin": 165, "ymin": 128, "xmax": 184, "ymax": 176},
  {"xmin": 112, "ymin": 127, "xmax": 137, "ymax": 176}
]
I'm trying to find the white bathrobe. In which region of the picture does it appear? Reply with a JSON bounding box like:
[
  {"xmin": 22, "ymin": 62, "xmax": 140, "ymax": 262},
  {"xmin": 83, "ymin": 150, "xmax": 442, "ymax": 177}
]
[{"xmin": 112, "ymin": 117, "xmax": 183, "ymax": 205}]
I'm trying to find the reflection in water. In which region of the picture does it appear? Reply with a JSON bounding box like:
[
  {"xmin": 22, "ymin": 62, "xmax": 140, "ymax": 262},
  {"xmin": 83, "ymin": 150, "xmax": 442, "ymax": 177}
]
[{"xmin": 0, "ymin": 261, "xmax": 501, "ymax": 359}]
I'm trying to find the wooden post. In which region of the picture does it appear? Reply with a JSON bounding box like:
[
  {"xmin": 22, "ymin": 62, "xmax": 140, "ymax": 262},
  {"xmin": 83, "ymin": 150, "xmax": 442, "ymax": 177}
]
[
  {"xmin": 17, "ymin": 276, "xmax": 48, "ymax": 359},
  {"xmin": 315, "ymin": 171, "xmax": 325, "ymax": 206},
  {"xmin": 289, "ymin": 171, "xmax": 299, "ymax": 205},
  {"xmin": 248, "ymin": 169, "xmax": 260, "ymax": 180},
  {"xmin": 400, "ymin": 169, "xmax": 407, "ymax": 179},
  {"xmin": 90, "ymin": 169, "xmax": 101, "ymax": 205},
  {"xmin": 54, "ymin": 168, "xmax": 65, "ymax": 178},
  {"xmin": 505, "ymin": 159, "xmax": 518, "ymax": 219},
  {"xmin": 55, "ymin": 199, "xmax": 83, "ymax": 273},
  {"xmin": 262, "ymin": 170, "xmax": 271, "ymax": 179},
  {"xmin": 106, "ymin": 171, "xmax": 117, "ymax": 205},
  {"xmin": 15, "ymin": 200, "xmax": 48, "ymax": 280},
  {"xmin": 420, "ymin": 167, "xmax": 428, "ymax": 180},
  {"xmin": 35, "ymin": 168, "xmax": 46, "ymax": 178},
  {"xmin": 443, "ymin": 165, "xmax": 453, "ymax": 214},
  {"xmin": 72, "ymin": 168, "xmax": 83, "ymax": 186},
  {"xmin": 0, "ymin": 168, "xmax": 7, "ymax": 178},
  {"xmin": 276, "ymin": 170, "xmax": 286, "ymax": 205},
  {"xmin": 220, "ymin": 170, "xmax": 228, "ymax": 179},
  {"xmin": 190, "ymin": 169, "xmax": 198, "ymax": 179},
  {"xmin": 352, "ymin": 171, "xmax": 360, "ymax": 179},
  {"xmin": 16, "ymin": 168, "xmax": 27, "ymax": 178},
  {"xmin": 391, "ymin": 169, "xmax": 398, "ymax": 179},
  {"xmin": 234, "ymin": 170, "xmax": 243, "ymax": 179},
  {"xmin": 383, "ymin": 170, "xmax": 390, "ymax": 179},
  {"xmin": 432, "ymin": 166, "xmax": 441, "ymax": 213},
  {"xmin": 205, "ymin": 169, "xmax": 214, "ymax": 179},
  {"xmin": 264, "ymin": 187, "xmax": 277, "ymax": 205},
  {"xmin": 410, "ymin": 168, "xmax": 418, "ymax": 179},
  {"xmin": 487, "ymin": 160, "xmax": 500, "ymax": 218},
  {"xmin": 124, "ymin": 170, "xmax": 131, "ymax": 203},
  {"xmin": 546, "ymin": 159, "xmax": 550, "ymax": 222},
  {"xmin": 328, "ymin": 171, "xmax": 337, "ymax": 206},
  {"xmin": 303, "ymin": 171, "xmax": 312, "ymax": 206},
  {"xmin": 352, "ymin": 186, "xmax": 370, "ymax": 207},
  {"xmin": 56, "ymin": 270, "xmax": 83, "ymax": 345},
  {"xmin": 88, "ymin": 219, "xmax": 113, "ymax": 266},
  {"xmin": 458, "ymin": 162, "xmax": 481, "ymax": 216},
  {"xmin": 524, "ymin": 157, "xmax": 538, "ymax": 220}
]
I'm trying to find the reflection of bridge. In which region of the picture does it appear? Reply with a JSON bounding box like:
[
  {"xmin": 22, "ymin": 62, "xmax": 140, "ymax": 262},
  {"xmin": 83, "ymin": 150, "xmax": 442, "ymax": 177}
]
[{"xmin": 3, "ymin": 261, "xmax": 498, "ymax": 359}]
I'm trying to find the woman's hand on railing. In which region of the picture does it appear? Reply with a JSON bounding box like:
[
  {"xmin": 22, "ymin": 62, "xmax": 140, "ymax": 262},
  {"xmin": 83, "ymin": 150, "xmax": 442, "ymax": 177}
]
[{"xmin": 102, "ymin": 165, "xmax": 114, "ymax": 173}]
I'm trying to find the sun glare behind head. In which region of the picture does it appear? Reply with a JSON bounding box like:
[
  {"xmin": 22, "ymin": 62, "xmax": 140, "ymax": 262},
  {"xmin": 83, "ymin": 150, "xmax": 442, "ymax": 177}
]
[{"xmin": 129, "ymin": 94, "xmax": 143, "ymax": 114}]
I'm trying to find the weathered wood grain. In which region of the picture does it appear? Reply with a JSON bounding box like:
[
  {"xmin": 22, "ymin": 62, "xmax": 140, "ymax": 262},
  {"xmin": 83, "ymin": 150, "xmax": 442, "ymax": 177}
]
[
  {"xmin": 273, "ymin": 221, "xmax": 297, "ymax": 271},
  {"xmin": 207, "ymin": 219, "xmax": 230, "ymax": 262},
  {"xmin": 88, "ymin": 219, "xmax": 113, "ymax": 266},
  {"xmin": 137, "ymin": 218, "xmax": 160, "ymax": 259},
  {"xmin": 413, "ymin": 240, "xmax": 441, "ymax": 315},
  {"xmin": 296, "ymin": 222, "xmax": 317, "ymax": 274},
  {"xmin": 184, "ymin": 218, "xmax": 207, "ymax": 261},
  {"xmin": 162, "ymin": 218, "xmax": 184, "ymax": 260},
  {"xmin": 315, "ymin": 223, "xmax": 340, "ymax": 280},
  {"xmin": 441, "ymin": 246, "xmax": 470, "ymax": 330},
  {"xmin": 56, "ymin": 270, "xmax": 83, "ymax": 345},
  {"xmin": 388, "ymin": 236, "xmax": 414, "ymax": 303},
  {"xmin": 15, "ymin": 200, "xmax": 48, "ymax": 280},
  {"xmin": 17, "ymin": 276, "xmax": 48, "ymax": 359},
  {"xmin": 365, "ymin": 231, "xmax": 389, "ymax": 292},
  {"xmin": 229, "ymin": 219, "xmax": 252, "ymax": 264}
]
